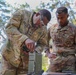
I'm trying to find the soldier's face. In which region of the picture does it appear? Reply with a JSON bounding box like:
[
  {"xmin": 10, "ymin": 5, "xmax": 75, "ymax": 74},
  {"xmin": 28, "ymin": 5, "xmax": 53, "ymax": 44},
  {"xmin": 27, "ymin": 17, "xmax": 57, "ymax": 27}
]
[
  {"xmin": 56, "ymin": 12, "xmax": 68, "ymax": 26},
  {"xmin": 40, "ymin": 15, "xmax": 49, "ymax": 26},
  {"xmin": 33, "ymin": 13, "xmax": 49, "ymax": 28}
]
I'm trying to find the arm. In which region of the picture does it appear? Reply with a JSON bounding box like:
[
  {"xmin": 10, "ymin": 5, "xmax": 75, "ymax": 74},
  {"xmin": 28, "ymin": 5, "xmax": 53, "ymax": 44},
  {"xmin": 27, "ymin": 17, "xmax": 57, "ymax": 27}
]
[
  {"xmin": 44, "ymin": 27, "xmax": 51, "ymax": 53},
  {"xmin": 74, "ymin": 26, "xmax": 76, "ymax": 70},
  {"xmin": 45, "ymin": 27, "xmax": 57, "ymax": 58},
  {"xmin": 34, "ymin": 26, "xmax": 50, "ymax": 53},
  {"xmin": 5, "ymin": 10, "xmax": 28, "ymax": 48}
]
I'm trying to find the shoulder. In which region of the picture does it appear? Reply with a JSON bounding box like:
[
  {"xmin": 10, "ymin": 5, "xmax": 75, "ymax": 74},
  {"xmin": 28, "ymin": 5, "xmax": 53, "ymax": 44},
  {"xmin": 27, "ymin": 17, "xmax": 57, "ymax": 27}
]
[
  {"xmin": 49, "ymin": 23, "xmax": 58, "ymax": 32},
  {"xmin": 68, "ymin": 23, "xmax": 76, "ymax": 31},
  {"xmin": 12, "ymin": 9, "xmax": 31, "ymax": 16},
  {"xmin": 68, "ymin": 23, "xmax": 76, "ymax": 35},
  {"xmin": 22, "ymin": 9, "xmax": 32, "ymax": 15}
]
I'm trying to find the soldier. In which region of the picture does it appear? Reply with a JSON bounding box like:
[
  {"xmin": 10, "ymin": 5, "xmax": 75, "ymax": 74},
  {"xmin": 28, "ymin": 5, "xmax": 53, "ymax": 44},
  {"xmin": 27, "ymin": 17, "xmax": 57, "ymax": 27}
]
[
  {"xmin": 1, "ymin": 9, "xmax": 51, "ymax": 75},
  {"xmin": 46, "ymin": 7, "xmax": 76, "ymax": 73}
]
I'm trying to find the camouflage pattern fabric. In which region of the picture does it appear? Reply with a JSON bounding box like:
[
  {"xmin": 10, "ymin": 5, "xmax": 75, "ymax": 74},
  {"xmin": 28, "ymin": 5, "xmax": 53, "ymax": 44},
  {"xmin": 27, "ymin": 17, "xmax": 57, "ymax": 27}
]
[
  {"xmin": 1, "ymin": 9, "xmax": 48, "ymax": 75},
  {"xmin": 47, "ymin": 23, "xmax": 76, "ymax": 72}
]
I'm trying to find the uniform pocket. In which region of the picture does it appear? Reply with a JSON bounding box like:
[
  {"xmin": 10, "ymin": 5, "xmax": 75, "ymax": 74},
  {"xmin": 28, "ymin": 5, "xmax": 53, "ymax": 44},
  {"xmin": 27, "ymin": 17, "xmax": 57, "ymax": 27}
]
[{"xmin": 3, "ymin": 69, "xmax": 16, "ymax": 75}]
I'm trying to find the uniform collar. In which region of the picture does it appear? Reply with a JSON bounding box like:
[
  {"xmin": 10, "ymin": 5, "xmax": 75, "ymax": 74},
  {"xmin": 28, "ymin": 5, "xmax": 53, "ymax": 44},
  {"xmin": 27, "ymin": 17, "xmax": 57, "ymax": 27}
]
[
  {"xmin": 57, "ymin": 21, "xmax": 69, "ymax": 30},
  {"xmin": 28, "ymin": 11, "xmax": 36, "ymax": 27}
]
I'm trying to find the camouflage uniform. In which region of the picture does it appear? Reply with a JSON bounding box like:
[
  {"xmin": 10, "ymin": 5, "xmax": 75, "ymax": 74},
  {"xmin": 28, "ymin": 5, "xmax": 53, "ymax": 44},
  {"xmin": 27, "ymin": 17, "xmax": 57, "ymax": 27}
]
[
  {"xmin": 48, "ymin": 23, "xmax": 76, "ymax": 73},
  {"xmin": 1, "ymin": 9, "xmax": 48, "ymax": 75}
]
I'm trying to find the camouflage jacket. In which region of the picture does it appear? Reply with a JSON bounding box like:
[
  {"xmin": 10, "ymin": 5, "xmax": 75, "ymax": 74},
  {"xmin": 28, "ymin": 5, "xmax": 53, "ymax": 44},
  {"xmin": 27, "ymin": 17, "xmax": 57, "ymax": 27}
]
[
  {"xmin": 48, "ymin": 23, "xmax": 76, "ymax": 72},
  {"xmin": 2, "ymin": 9, "xmax": 48, "ymax": 67},
  {"xmin": 49, "ymin": 22, "xmax": 76, "ymax": 55}
]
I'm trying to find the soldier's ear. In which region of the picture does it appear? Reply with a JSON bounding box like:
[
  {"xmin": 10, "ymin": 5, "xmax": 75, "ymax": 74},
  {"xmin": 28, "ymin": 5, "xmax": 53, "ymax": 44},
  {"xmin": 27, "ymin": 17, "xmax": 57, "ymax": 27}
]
[{"xmin": 35, "ymin": 12, "xmax": 40, "ymax": 16}]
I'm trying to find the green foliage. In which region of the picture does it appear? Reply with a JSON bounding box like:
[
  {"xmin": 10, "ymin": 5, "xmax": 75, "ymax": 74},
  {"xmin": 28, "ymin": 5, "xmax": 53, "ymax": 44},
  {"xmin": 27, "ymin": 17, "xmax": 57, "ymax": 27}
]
[
  {"xmin": 0, "ymin": 0, "xmax": 12, "ymax": 50},
  {"xmin": 0, "ymin": 0, "xmax": 11, "ymax": 27},
  {"xmin": 73, "ymin": 19, "xmax": 76, "ymax": 25},
  {"xmin": 42, "ymin": 54, "xmax": 49, "ymax": 71},
  {"xmin": 9, "ymin": 2, "xmax": 30, "ymax": 11}
]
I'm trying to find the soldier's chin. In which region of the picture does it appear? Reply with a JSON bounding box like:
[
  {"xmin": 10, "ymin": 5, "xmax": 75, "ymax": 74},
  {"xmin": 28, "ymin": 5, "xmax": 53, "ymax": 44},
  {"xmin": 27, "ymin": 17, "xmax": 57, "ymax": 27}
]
[
  {"xmin": 62, "ymin": 24, "xmax": 66, "ymax": 26},
  {"xmin": 60, "ymin": 23, "xmax": 64, "ymax": 26}
]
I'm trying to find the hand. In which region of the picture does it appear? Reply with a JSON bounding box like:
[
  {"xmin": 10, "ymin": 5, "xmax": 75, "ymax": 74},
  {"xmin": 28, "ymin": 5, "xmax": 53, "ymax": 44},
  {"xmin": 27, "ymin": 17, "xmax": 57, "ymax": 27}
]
[{"xmin": 25, "ymin": 39, "xmax": 35, "ymax": 53}]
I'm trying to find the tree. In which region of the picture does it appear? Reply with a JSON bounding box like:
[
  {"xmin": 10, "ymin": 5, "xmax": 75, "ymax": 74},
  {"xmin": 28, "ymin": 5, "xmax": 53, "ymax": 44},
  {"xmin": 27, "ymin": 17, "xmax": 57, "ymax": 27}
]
[{"xmin": 0, "ymin": 0, "xmax": 13, "ymax": 49}]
